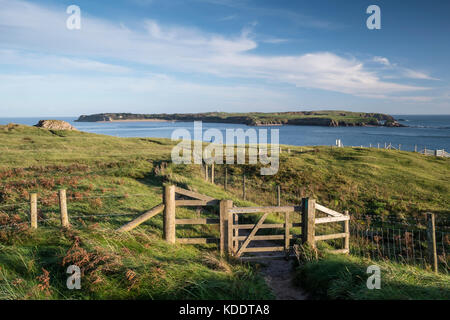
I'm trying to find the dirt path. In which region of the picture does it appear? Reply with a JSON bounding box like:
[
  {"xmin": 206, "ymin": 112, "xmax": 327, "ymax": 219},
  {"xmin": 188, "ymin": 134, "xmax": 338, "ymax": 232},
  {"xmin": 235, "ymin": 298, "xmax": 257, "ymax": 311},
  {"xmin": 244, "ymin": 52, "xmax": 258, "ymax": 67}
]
[
  {"xmin": 257, "ymin": 257, "xmax": 308, "ymax": 300},
  {"xmin": 241, "ymin": 232, "xmax": 308, "ymax": 300}
]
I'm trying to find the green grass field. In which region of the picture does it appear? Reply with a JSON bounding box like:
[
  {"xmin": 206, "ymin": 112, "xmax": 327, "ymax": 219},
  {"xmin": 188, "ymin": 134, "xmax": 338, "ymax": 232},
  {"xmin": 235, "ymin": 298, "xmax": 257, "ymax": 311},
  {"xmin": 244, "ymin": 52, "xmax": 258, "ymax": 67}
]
[
  {"xmin": 294, "ymin": 248, "xmax": 450, "ymax": 300},
  {"xmin": 0, "ymin": 123, "xmax": 449, "ymax": 299}
]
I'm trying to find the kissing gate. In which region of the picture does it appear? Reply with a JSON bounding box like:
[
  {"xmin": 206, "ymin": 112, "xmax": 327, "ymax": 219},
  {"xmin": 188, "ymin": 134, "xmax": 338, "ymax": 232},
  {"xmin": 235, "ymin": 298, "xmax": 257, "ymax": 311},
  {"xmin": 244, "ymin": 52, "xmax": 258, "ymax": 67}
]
[{"xmin": 118, "ymin": 185, "xmax": 350, "ymax": 259}]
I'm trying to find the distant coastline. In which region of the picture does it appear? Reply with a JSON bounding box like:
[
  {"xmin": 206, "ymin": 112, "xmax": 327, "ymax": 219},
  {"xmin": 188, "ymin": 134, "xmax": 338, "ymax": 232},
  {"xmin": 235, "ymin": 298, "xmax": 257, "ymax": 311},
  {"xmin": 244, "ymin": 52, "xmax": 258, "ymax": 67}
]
[
  {"xmin": 76, "ymin": 111, "xmax": 406, "ymax": 128},
  {"xmin": 97, "ymin": 119, "xmax": 172, "ymax": 123}
]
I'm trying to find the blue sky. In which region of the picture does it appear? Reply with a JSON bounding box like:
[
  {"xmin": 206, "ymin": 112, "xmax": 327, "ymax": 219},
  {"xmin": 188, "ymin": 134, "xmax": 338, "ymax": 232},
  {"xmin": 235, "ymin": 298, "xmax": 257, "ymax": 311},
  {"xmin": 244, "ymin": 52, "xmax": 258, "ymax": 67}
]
[{"xmin": 0, "ymin": 0, "xmax": 449, "ymax": 116}]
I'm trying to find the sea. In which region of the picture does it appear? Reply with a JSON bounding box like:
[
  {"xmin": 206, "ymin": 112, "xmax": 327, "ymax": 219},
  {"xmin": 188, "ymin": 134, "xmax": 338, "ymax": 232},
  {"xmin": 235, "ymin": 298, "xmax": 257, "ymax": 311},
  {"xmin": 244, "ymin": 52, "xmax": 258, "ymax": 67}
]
[{"xmin": 1, "ymin": 115, "xmax": 449, "ymax": 152}]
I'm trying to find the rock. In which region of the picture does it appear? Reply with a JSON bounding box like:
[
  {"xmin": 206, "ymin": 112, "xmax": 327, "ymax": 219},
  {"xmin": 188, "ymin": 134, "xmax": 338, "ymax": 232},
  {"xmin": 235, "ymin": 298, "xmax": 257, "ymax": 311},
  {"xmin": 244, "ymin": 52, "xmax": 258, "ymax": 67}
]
[
  {"xmin": 384, "ymin": 120, "xmax": 407, "ymax": 127},
  {"xmin": 35, "ymin": 120, "xmax": 77, "ymax": 131}
]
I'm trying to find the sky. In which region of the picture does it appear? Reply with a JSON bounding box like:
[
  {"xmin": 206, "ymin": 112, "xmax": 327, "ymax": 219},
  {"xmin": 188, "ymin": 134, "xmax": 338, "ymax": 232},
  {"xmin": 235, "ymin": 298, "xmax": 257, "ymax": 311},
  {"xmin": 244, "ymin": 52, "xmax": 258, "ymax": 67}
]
[{"xmin": 0, "ymin": 0, "xmax": 449, "ymax": 116}]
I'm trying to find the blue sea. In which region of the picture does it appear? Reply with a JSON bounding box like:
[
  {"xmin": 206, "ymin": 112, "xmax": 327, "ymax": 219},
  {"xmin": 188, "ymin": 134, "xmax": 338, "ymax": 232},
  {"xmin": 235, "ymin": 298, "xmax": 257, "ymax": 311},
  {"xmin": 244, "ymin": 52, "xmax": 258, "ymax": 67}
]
[{"xmin": 1, "ymin": 115, "xmax": 449, "ymax": 152}]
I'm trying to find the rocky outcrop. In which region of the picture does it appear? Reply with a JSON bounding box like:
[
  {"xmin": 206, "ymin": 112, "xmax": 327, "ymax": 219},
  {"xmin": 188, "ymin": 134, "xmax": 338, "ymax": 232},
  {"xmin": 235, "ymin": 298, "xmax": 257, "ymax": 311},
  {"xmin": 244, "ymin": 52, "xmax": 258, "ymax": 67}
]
[
  {"xmin": 35, "ymin": 120, "xmax": 77, "ymax": 131},
  {"xmin": 384, "ymin": 120, "xmax": 406, "ymax": 127}
]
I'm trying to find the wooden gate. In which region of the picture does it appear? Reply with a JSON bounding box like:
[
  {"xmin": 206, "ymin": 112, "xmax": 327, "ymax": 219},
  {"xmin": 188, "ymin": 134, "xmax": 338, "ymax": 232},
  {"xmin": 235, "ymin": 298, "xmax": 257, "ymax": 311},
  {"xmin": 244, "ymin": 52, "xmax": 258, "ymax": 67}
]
[
  {"xmin": 224, "ymin": 204, "xmax": 302, "ymax": 260},
  {"xmin": 223, "ymin": 198, "xmax": 350, "ymax": 260},
  {"xmin": 118, "ymin": 185, "xmax": 350, "ymax": 259}
]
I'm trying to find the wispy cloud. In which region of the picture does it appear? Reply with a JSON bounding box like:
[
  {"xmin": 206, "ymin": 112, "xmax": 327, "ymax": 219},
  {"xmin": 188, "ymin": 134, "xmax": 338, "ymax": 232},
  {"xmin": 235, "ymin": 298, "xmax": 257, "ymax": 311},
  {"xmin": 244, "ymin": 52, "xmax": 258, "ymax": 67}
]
[
  {"xmin": 261, "ymin": 37, "xmax": 289, "ymax": 44},
  {"xmin": 218, "ymin": 14, "xmax": 237, "ymax": 21},
  {"xmin": 196, "ymin": 0, "xmax": 337, "ymax": 29},
  {"xmin": 373, "ymin": 56, "xmax": 391, "ymax": 66},
  {"xmin": 401, "ymin": 69, "xmax": 439, "ymax": 81},
  {"xmin": 373, "ymin": 56, "xmax": 439, "ymax": 81},
  {"xmin": 0, "ymin": 49, "xmax": 131, "ymax": 73}
]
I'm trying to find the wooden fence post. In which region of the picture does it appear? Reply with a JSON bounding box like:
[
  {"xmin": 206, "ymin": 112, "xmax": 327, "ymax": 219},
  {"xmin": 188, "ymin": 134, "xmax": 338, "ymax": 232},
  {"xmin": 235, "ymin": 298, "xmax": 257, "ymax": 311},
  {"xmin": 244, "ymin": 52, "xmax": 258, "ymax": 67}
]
[
  {"xmin": 377, "ymin": 143, "xmax": 380, "ymax": 149},
  {"xmin": 211, "ymin": 163, "xmax": 215, "ymax": 184},
  {"xmin": 163, "ymin": 185, "xmax": 176, "ymax": 244},
  {"xmin": 30, "ymin": 193, "xmax": 37, "ymax": 229},
  {"xmin": 205, "ymin": 164, "xmax": 209, "ymax": 181},
  {"xmin": 344, "ymin": 210, "xmax": 350, "ymax": 253},
  {"xmin": 414, "ymin": 145, "xmax": 417, "ymax": 152},
  {"xmin": 277, "ymin": 185, "xmax": 281, "ymax": 206},
  {"xmin": 225, "ymin": 200, "xmax": 234, "ymax": 255},
  {"xmin": 242, "ymin": 173, "xmax": 246, "ymax": 200},
  {"xmin": 285, "ymin": 211, "xmax": 290, "ymax": 257},
  {"xmin": 58, "ymin": 189, "xmax": 69, "ymax": 228},
  {"xmin": 224, "ymin": 166, "xmax": 228, "ymax": 191},
  {"xmin": 233, "ymin": 213, "xmax": 238, "ymax": 253},
  {"xmin": 426, "ymin": 213, "xmax": 438, "ymax": 273},
  {"xmin": 301, "ymin": 198, "xmax": 315, "ymax": 247},
  {"xmin": 219, "ymin": 200, "xmax": 227, "ymax": 255}
]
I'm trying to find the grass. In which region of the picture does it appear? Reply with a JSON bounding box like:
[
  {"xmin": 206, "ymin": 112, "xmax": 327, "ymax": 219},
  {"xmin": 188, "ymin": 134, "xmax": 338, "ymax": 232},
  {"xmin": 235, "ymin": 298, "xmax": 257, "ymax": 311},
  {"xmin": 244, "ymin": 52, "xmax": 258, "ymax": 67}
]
[
  {"xmin": 0, "ymin": 123, "xmax": 449, "ymax": 299},
  {"xmin": 0, "ymin": 227, "xmax": 272, "ymax": 299},
  {"xmin": 294, "ymin": 249, "xmax": 450, "ymax": 300}
]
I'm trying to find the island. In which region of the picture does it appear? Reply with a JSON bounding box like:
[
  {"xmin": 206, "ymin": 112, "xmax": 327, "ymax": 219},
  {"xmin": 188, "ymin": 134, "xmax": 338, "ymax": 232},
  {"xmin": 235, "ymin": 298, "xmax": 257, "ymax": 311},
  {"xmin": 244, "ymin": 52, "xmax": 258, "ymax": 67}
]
[{"xmin": 75, "ymin": 111, "xmax": 405, "ymax": 127}]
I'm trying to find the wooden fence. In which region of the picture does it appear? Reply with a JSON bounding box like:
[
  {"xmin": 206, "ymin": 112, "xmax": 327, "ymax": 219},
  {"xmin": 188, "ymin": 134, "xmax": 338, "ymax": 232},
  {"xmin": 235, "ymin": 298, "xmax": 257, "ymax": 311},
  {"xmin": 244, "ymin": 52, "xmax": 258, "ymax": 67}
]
[
  {"xmin": 120, "ymin": 185, "xmax": 352, "ymax": 260},
  {"xmin": 22, "ymin": 185, "xmax": 351, "ymax": 260},
  {"xmin": 21, "ymin": 185, "xmax": 443, "ymax": 271}
]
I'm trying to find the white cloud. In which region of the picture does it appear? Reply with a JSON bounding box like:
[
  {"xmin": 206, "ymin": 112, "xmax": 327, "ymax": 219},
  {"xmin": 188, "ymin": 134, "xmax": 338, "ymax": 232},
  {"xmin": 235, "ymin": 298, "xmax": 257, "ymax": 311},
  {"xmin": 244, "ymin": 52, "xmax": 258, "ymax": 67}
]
[
  {"xmin": 219, "ymin": 15, "xmax": 237, "ymax": 21},
  {"xmin": 373, "ymin": 56, "xmax": 439, "ymax": 81},
  {"xmin": 261, "ymin": 38, "xmax": 289, "ymax": 44},
  {"xmin": 0, "ymin": 0, "xmax": 435, "ymax": 101},
  {"xmin": 373, "ymin": 56, "xmax": 391, "ymax": 66},
  {"xmin": 0, "ymin": 50, "xmax": 131, "ymax": 73},
  {"xmin": 402, "ymin": 69, "xmax": 439, "ymax": 81}
]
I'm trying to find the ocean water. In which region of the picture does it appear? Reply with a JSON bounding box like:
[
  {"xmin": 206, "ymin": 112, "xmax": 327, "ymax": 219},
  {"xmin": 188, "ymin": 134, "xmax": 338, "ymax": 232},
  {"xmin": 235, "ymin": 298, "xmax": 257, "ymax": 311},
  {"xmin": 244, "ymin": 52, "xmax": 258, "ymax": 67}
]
[{"xmin": 1, "ymin": 115, "xmax": 449, "ymax": 152}]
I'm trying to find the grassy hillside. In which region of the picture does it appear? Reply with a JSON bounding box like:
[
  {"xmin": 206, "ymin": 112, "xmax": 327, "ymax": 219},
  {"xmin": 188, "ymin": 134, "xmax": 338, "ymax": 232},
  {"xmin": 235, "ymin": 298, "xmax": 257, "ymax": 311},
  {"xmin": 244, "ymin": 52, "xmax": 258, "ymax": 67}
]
[
  {"xmin": 294, "ymin": 249, "xmax": 450, "ymax": 300},
  {"xmin": 0, "ymin": 124, "xmax": 449, "ymax": 299},
  {"xmin": 211, "ymin": 146, "xmax": 450, "ymax": 220},
  {"xmin": 0, "ymin": 124, "xmax": 272, "ymax": 299}
]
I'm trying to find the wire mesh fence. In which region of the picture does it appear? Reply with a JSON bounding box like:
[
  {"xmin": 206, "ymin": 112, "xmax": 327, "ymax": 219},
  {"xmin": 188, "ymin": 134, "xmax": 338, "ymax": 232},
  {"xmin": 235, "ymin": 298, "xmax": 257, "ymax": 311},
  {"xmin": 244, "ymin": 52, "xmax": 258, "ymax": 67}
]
[{"xmin": 349, "ymin": 215, "xmax": 449, "ymax": 273}]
